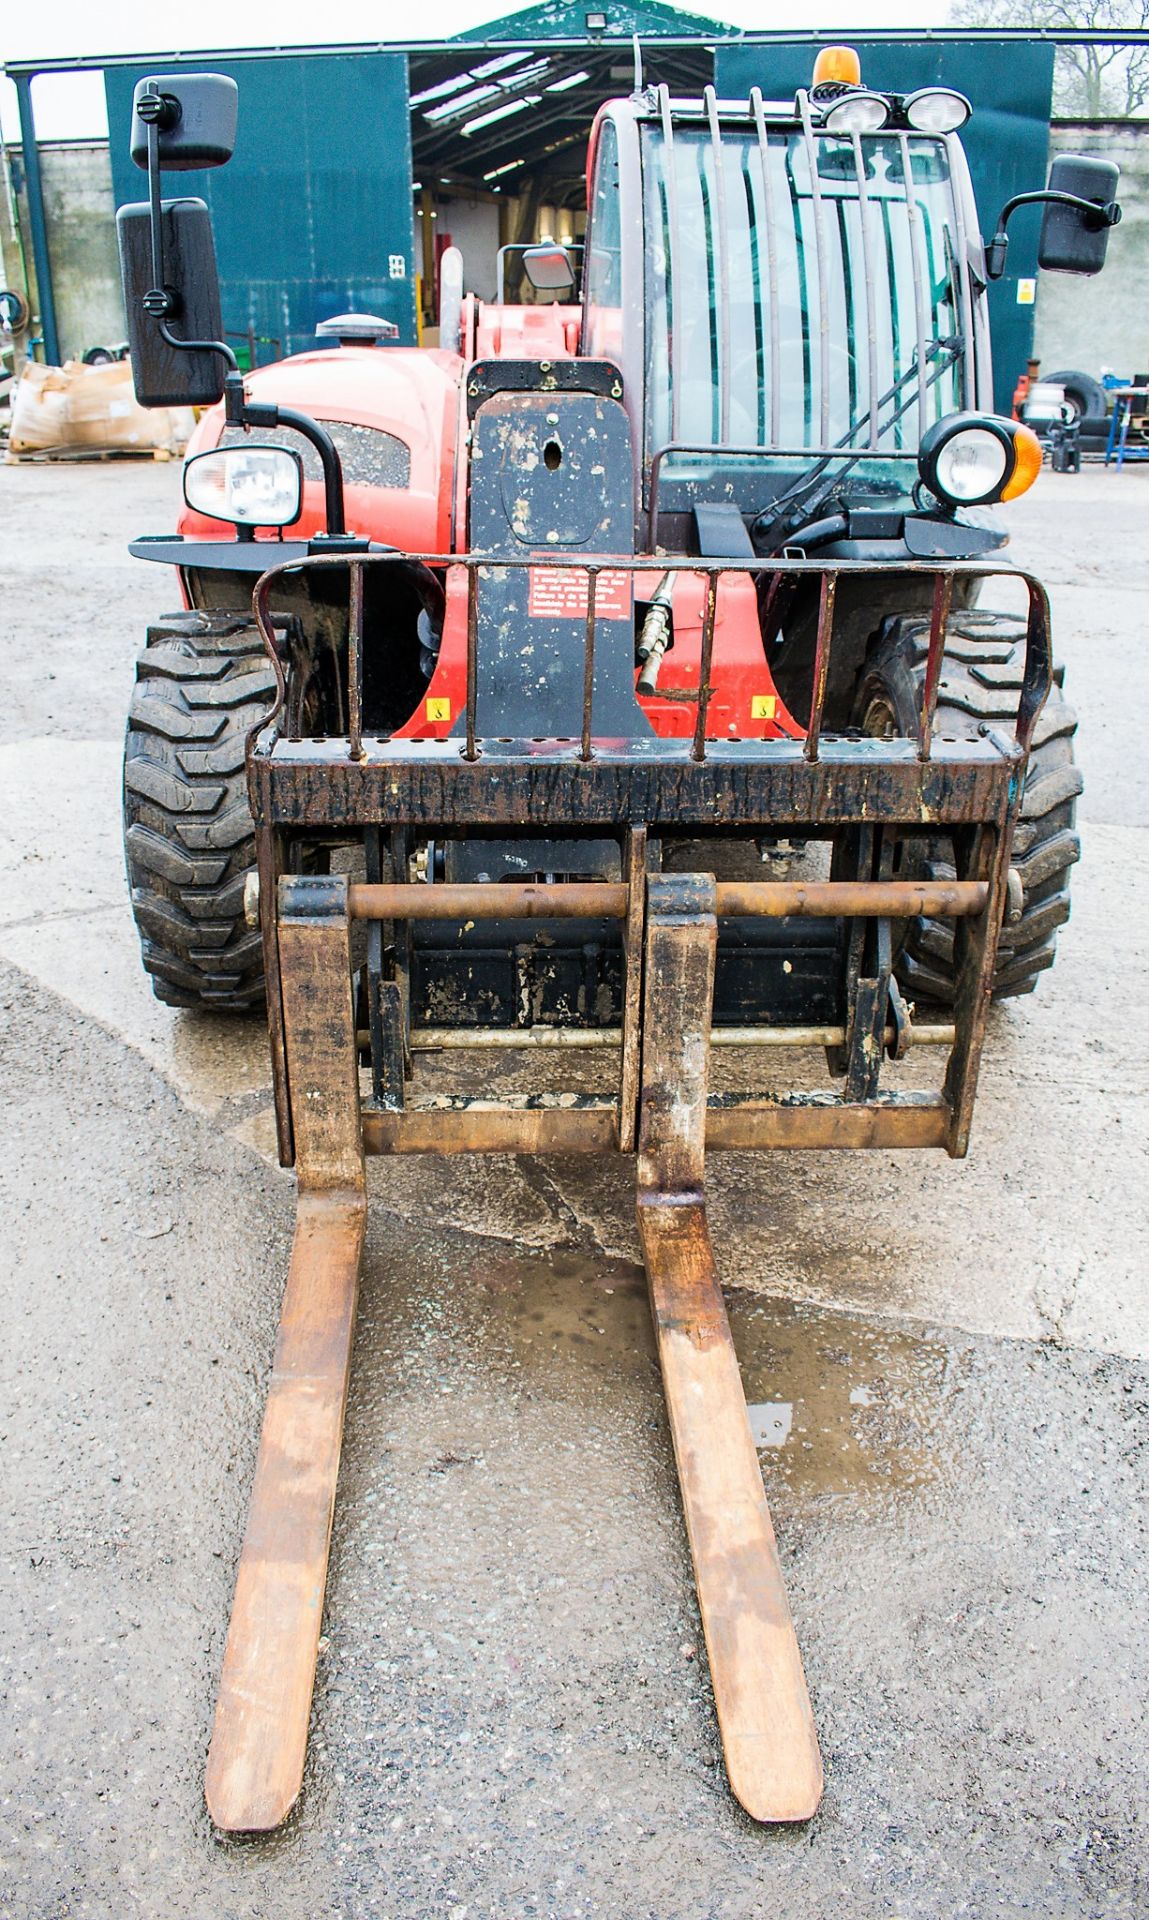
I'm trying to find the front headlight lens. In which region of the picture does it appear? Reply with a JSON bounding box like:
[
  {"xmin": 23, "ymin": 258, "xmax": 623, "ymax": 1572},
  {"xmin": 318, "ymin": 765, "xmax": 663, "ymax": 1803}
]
[
  {"xmin": 822, "ymin": 89, "xmax": 891, "ymax": 134},
  {"xmin": 903, "ymin": 87, "xmax": 971, "ymax": 134},
  {"xmin": 934, "ymin": 428, "xmax": 1009, "ymax": 503},
  {"xmin": 184, "ymin": 445, "xmax": 303, "ymax": 527}
]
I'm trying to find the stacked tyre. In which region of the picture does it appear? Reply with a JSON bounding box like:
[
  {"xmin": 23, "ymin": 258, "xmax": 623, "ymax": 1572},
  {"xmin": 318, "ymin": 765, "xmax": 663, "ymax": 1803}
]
[{"xmin": 1042, "ymin": 368, "xmax": 1109, "ymax": 448}]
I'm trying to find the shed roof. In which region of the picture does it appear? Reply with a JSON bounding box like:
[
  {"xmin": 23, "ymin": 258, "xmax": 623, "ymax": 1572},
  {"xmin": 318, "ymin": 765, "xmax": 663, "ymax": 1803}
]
[{"xmin": 453, "ymin": 1, "xmax": 737, "ymax": 41}]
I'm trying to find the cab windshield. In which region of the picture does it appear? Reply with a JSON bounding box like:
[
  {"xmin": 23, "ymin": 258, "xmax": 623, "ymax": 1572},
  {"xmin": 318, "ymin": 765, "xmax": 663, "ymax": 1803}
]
[{"xmin": 642, "ymin": 120, "xmax": 970, "ymax": 503}]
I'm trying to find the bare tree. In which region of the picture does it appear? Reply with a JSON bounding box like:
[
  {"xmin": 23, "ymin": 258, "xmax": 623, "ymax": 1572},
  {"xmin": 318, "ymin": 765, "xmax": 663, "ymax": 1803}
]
[{"xmin": 949, "ymin": 0, "xmax": 1149, "ymax": 116}]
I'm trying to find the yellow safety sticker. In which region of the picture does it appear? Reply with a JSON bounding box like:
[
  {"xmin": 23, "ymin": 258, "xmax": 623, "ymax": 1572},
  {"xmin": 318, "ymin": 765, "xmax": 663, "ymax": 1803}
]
[
  {"xmin": 751, "ymin": 694, "xmax": 777, "ymax": 720},
  {"xmin": 425, "ymin": 697, "xmax": 451, "ymax": 722}
]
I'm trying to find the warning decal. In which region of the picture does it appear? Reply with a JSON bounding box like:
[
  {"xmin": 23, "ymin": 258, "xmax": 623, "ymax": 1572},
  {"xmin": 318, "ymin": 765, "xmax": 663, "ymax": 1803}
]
[{"xmin": 528, "ymin": 568, "xmax": 633, "ymax": 622}]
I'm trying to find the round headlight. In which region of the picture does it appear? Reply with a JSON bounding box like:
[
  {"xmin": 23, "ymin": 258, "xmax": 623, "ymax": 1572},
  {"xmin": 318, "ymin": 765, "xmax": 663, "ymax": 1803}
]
[
  {"xmin": 822, "ymin": 89, "xmax": 891, "ymax": 134},
  {"xmin": 184, "ymin": 444, "xmax": 303, "ymax": 528},
  {"xmin": 935, "ymin": 428, "xmax": 1009, "ymax": 503},
  {"xmin": 903, "ymin": 87, "xmax": 971, "ymax": 135},
  {"xmin": 918, "ymin": 413, "xmax": 1042, "ymax": 509}
]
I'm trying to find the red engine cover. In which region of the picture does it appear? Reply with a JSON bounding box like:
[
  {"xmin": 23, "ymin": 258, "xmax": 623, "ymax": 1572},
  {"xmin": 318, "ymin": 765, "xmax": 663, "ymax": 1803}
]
[{"xmin": 178, "ymin": 344, "xmax": 462, "ymax": 552}]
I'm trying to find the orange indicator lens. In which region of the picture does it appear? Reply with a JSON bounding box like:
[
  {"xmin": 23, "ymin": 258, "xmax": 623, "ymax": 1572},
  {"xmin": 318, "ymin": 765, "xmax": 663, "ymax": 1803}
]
[{"xmin": 1002, "ymin": 423, "xmax": 1043, "ymax": 500}]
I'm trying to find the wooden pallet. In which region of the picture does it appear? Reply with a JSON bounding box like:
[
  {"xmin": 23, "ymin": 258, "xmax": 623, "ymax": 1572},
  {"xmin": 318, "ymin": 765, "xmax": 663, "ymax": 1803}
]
[{"xmin": 3, "ymin": 443, "xmax": 175, "ymax": 466}]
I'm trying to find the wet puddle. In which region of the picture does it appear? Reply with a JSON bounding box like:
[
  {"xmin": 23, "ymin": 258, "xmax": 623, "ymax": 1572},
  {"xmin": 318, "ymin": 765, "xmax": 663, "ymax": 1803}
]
[
  {"xmin": 468, "ymin": 1246, "xmax": 656, "ymax": 1375},
  {"xmin": 729, "ymin": 1291, "xmax": 954, "ymax": 1502},
  {"xmin": 432, "ymin": 1236, "xmax": 958, "ymax": 1506}
]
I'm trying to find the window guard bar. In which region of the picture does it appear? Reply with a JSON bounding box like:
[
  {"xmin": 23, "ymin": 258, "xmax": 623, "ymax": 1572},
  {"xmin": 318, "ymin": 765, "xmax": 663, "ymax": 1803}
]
[
  {"xmin": 897, "ymin": 130, "xmax": 933, "ymax": 448},
  {"xmin": 749, "ymin": 88, "xmax": 783, "ymax": 451},
  {"xmin": 850, "ymin": 130, "xmax": 881, "ymax": 453},
  {"xmin": 657, "ymin": 83, "xmax": 684, "ymax": 444},
  {"xmin": 796, "ymin": 89, "xmax": 833, "ymax": 449},
  {"xmin": 704, "ymin": 84, "xmax": 734, "ymax": 448},
  {"xmin": 645, "ymin": 107, "xmax": 970, "ymax": 483},
  {"xmin": 944, "ymin": 131, "xmax": 978, "ymax": 413}
]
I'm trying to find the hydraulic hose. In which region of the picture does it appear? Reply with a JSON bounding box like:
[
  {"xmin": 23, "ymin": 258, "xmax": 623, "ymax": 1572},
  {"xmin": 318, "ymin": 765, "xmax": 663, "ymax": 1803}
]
[{"xmin": 759, "ymin": 512, "xmax": 849, "ymax": 558}]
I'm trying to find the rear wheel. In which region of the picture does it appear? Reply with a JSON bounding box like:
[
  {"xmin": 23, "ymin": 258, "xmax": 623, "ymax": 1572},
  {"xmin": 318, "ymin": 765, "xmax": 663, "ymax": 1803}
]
[
  {"xmin": 854, "ymin": 609, "xmax": 1082, "ymax": 1003},
  {"xmin": 123, "ymin": 612, "xmax": 273, "ymax": 1012}
]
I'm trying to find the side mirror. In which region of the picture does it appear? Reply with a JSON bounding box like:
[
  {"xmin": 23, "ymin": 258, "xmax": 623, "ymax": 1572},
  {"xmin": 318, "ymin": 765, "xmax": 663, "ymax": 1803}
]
[
  {"xmin": 130, "ymin": 73, "xmax": 238, "ymax": 172},
  {"xmin": 1039, "ymin": 154, "xmax": 1121, "ymax": 276},
  {"xmin": 119, "ymin": 71, "xmax": 237, "ymax": 410},
  {"xmin": 985, "ymin": 155, "xmax": 1121, "ymax": 282},
  {"xmin": 117, "ymin": 199, "xmax": 227, "ymax": 406},
  {"xmin": 523, "ymin": 244, "xmax": 576, "ymax": 295}
]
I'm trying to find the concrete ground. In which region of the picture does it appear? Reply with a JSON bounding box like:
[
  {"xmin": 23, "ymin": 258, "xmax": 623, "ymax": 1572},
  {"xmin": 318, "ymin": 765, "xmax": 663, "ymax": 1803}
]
[{"xmin": 0, "ymin": 459, "xmax": 1146, "ymax": 1919}]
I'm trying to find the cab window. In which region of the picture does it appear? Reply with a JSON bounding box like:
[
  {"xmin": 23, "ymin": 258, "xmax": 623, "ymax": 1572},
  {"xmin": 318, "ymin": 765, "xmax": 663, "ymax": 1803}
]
[{"xmin": 584, "ymin": 119, "xmax": 623, "ymax": 360}]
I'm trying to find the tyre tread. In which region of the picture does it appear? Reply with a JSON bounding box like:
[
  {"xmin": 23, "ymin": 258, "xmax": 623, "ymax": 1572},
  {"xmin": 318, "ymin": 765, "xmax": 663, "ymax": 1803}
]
[
  {"xmin": 856, "ymin": 610, "xmax": 1079, "ymax": 1003},
  {"xmin": 123, "ymin": 613, "xmax": 268, "ymax": 1013}
]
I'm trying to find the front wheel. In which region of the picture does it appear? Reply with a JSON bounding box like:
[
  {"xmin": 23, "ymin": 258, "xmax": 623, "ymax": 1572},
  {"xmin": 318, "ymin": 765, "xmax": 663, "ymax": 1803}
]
[
  {"xmin": 854, "ymin": 609, "xmax": 1082, "ymax": 1002},
  {"xmin": 123, "ymin": 612, "xmax": 273, "ymax": 1012}
]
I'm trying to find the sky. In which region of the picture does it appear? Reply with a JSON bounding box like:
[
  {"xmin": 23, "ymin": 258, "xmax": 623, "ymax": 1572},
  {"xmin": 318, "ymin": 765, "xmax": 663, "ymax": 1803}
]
[{"xmin": 0, "ymin": 0, "xmax": 954, "ymax": 143}]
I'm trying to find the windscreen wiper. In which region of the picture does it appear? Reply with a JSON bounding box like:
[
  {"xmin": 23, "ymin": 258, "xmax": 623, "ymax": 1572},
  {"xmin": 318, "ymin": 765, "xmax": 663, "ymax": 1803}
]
[{"xmin": 753, "ymin": 338, "xmax": 964, "ymax": 549}]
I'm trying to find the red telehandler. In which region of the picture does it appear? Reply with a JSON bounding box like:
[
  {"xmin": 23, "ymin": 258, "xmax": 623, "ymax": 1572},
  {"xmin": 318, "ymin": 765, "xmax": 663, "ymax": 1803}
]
[{"xmin": 115, "ymin": 50, "xmax": 1119, "ymax": 1830}]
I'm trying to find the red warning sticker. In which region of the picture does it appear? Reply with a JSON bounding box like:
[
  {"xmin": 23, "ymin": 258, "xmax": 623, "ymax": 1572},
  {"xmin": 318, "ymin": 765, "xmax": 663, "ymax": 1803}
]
[{"xmin": 528, "ymin": 568, "xmax": 633, "ymax": 622}]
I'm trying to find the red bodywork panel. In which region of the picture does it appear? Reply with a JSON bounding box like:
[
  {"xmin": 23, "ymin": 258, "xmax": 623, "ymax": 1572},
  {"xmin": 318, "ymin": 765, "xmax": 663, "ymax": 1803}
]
[
  {"xmin": 177, "ymin": 316, "xmax": 799, "ymax": 742},
  {"xmin": 394, "ymin": 567, "xmax": 801, "ymax": 745},
  {"xmin": 470, "ymin": 303, "xmax": 578, "ymax": 361},
  {"xmin": 179, "ymin": 344, "xmax": 462, "ymax": 552}
]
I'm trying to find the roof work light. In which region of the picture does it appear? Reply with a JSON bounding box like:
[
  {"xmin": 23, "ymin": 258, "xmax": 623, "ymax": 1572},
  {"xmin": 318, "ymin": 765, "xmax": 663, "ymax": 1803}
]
[
  {"xmin": 808, "ymin": 50, "xmax": 972, "ymax": 138},
  {"xmin": 903, "ymin": 87, "xmax": 971, "ymax": 134},
  {"xmin": 822, "ymin": 90, "xmax": 890, "ymax": 133}
]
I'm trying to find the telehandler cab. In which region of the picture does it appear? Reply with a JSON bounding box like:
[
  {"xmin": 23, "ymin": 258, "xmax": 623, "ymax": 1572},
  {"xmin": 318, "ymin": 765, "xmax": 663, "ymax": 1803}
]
[{"xmin": 116, "ymin": 51, "xmax": 1119, "ymax": 1831}]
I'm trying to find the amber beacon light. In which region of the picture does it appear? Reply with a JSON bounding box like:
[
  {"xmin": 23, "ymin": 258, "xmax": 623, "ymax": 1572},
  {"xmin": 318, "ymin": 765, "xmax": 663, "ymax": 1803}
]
[{"xmin": 812, "ymin": 46, "xmax": 863, "ymax": 88}]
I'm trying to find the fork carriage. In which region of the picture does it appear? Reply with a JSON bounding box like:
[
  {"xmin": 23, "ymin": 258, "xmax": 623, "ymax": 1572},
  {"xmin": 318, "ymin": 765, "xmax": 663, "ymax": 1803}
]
[{"xmin": 200, "ymin": 548, "xmax": 1050, "ymax": 1833}]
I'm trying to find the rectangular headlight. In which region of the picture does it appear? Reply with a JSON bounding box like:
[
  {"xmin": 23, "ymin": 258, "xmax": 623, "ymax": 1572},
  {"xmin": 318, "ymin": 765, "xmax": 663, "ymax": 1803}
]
[{"xmin": 184, "ymin": 444, "xmax": 303, "ymax": 527}]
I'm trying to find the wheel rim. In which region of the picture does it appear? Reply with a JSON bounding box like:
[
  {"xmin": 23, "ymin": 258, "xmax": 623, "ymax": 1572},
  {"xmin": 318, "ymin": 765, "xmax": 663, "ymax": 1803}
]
[{"xmin": 860, "ymin": 692, "xmax": 899, "ymax": 741}]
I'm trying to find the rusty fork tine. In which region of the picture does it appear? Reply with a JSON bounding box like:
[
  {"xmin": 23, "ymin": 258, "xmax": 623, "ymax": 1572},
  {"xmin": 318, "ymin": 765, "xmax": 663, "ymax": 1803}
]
[
  {"xmin": 205, "ymin": 875, "xmax": 366, "ymax": 1834},
  {"xmin": 636, "ymin": 874, "xmax": 823, "ymax": 1823}
]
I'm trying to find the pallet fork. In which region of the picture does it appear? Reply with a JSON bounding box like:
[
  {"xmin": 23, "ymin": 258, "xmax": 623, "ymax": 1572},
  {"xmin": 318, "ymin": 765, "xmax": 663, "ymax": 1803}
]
[{"xmin": 204, "ymin": 552, "xmax": 1050, "ymax": 1833}]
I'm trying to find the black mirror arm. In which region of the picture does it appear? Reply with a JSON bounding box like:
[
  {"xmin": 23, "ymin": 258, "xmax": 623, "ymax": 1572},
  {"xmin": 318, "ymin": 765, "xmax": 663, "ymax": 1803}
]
[
  {"xmin": 140, "ymin": 103, "xmax": 175, "ymax": 323},
  {"xmin": 985, "ymin": 188, "xmax": 1122, "ymax": 280},
  {"xmin": 136, "ymin": 98, "xmax": 356, "ymax": 547},
  {"xmin": 225, "ymin": 376, "xmax": 361, "ymax": 547},
  {"xmin": 139, "ymin": 107, "xmax": 240, "ymax": 374}
]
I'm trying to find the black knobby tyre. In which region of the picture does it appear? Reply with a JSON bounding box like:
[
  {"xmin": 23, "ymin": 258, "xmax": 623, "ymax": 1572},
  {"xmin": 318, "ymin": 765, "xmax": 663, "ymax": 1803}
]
[
  {"xmin": 854, "ymin": 609, "xmax": 1082, "ymax": 1003},
  {"xmin": 123, "ymin": 611, "xmax": 274, "ymax": 1012}
]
